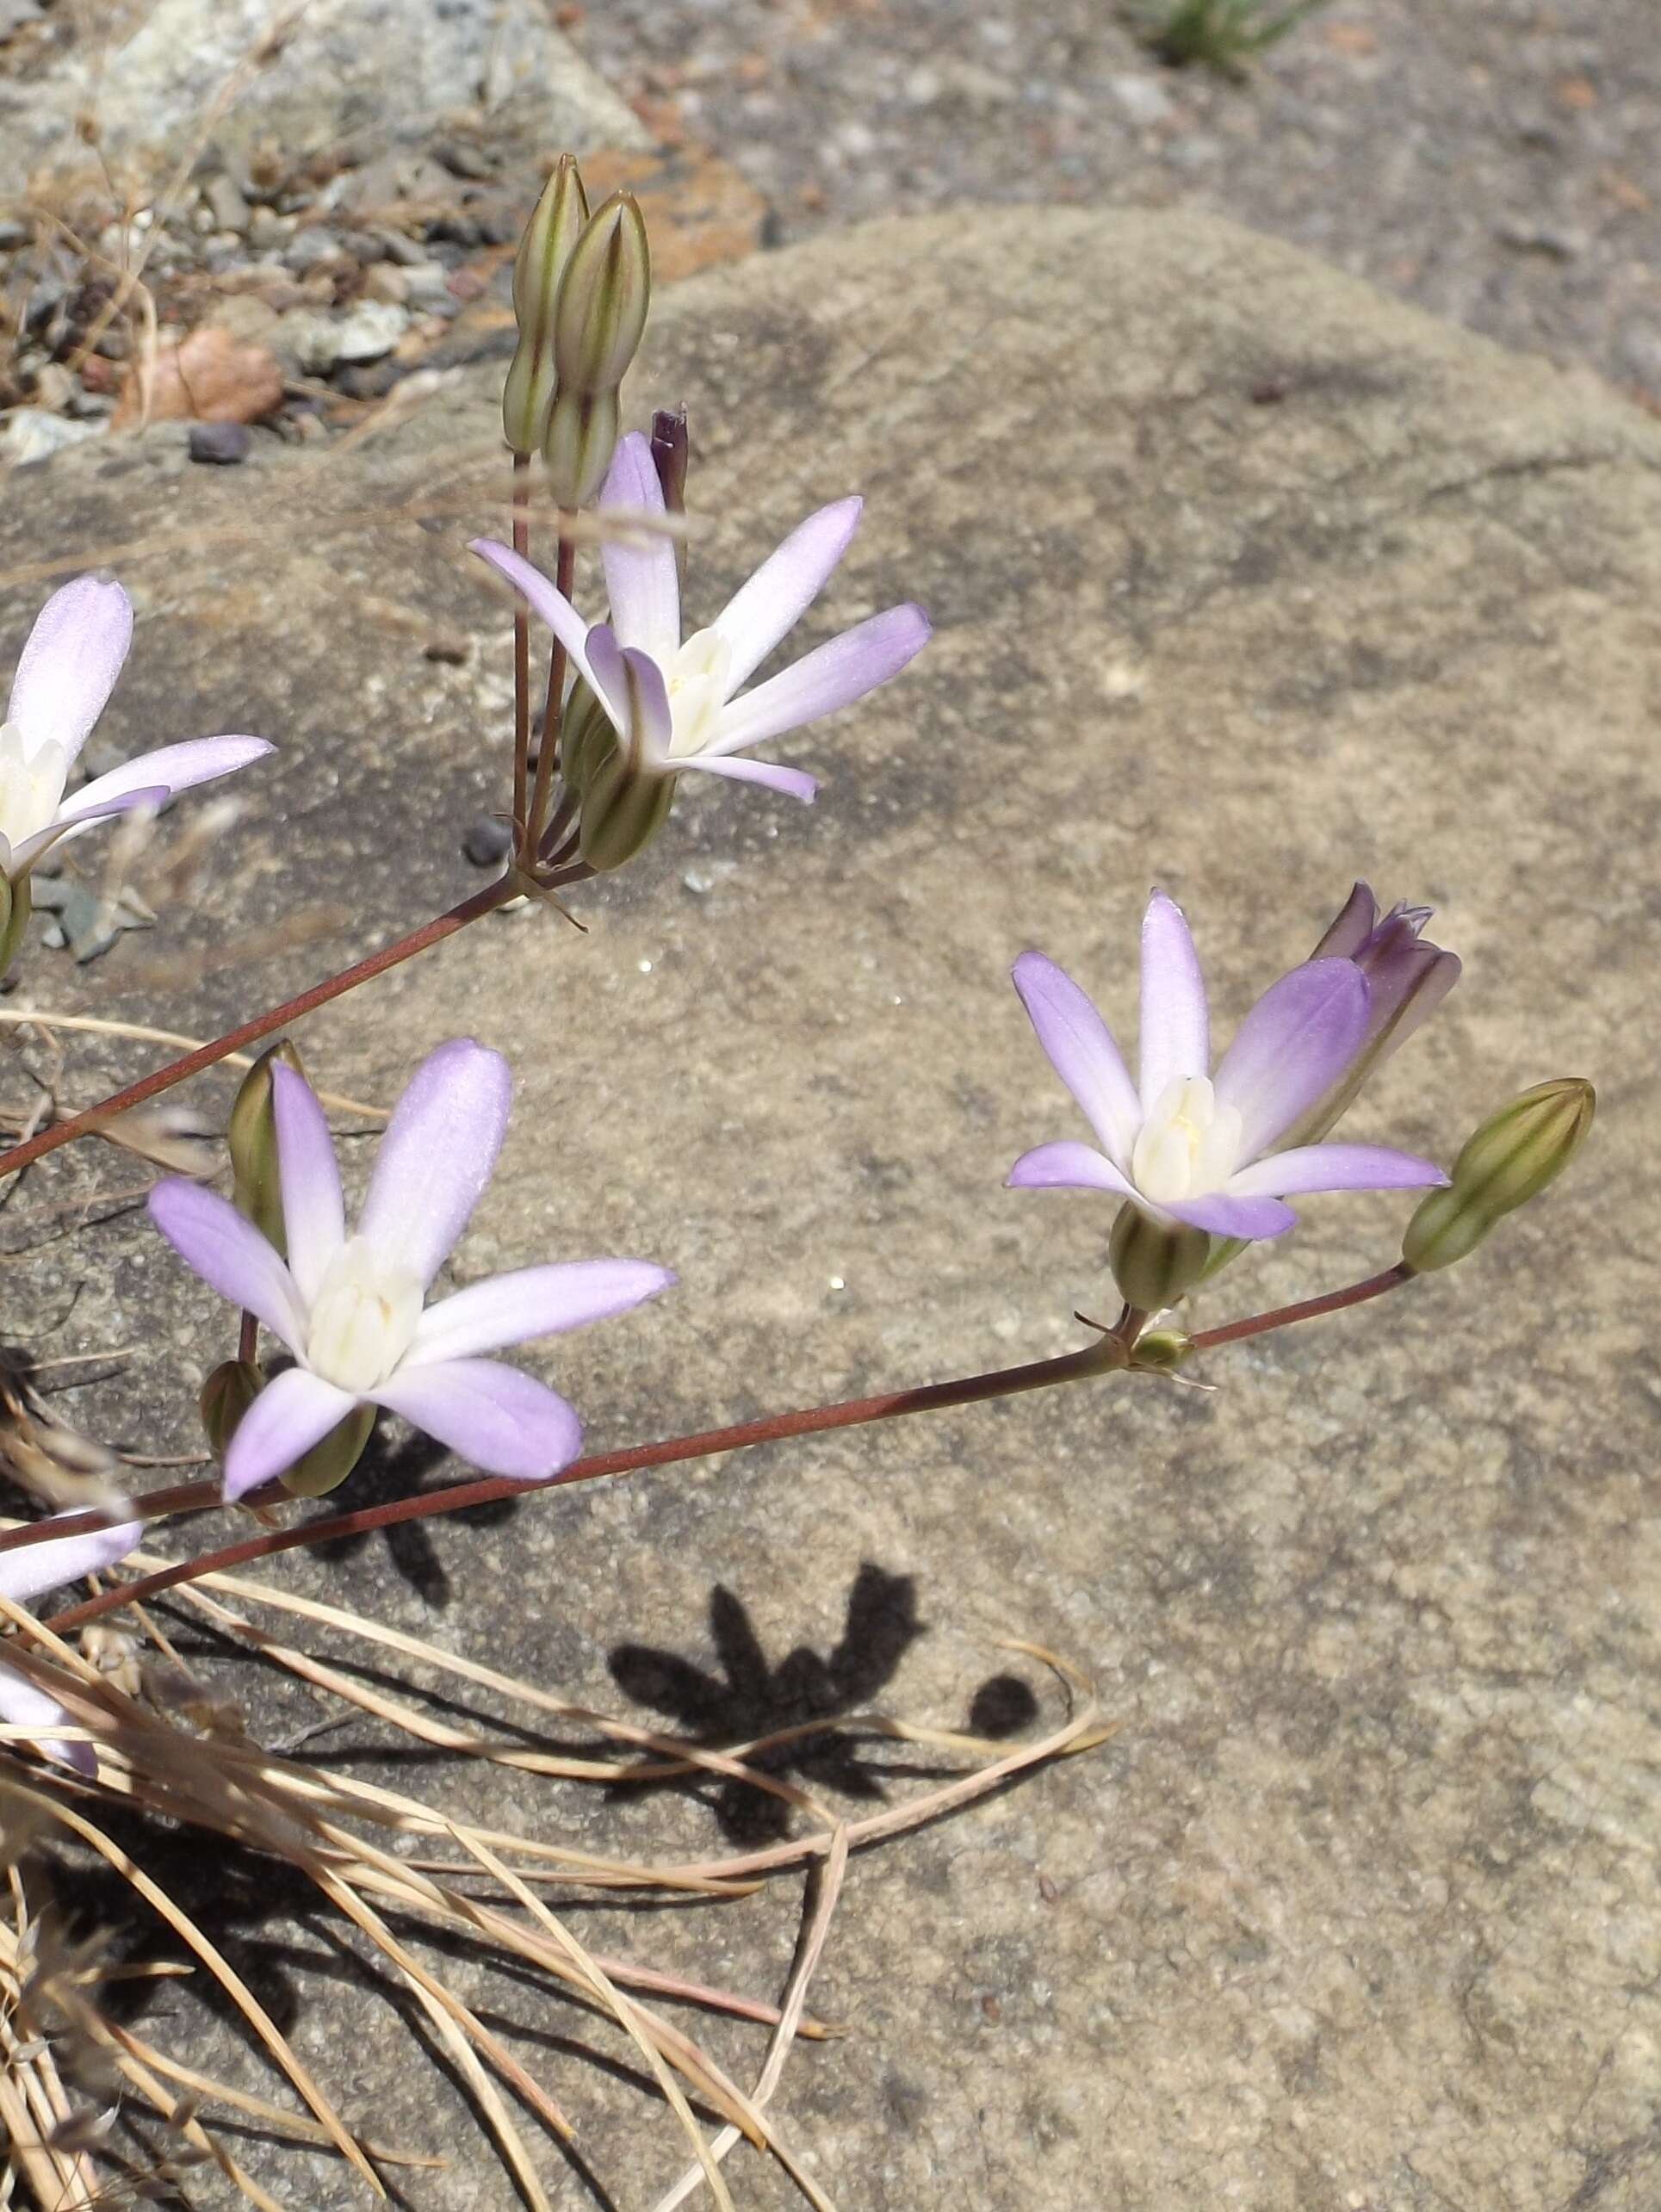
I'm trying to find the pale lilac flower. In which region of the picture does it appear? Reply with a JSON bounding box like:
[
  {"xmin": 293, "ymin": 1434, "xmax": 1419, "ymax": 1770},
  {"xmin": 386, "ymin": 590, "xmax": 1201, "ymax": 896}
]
[
  {"xmin": 470, "ymin": 431, "xmax": 931, "ymax": 806},
  {"xmin": 0, "ymin": 1513, "xmax": 141, "ymax": 1773},
  {"xmin": 147, "ymin": 1039, "xmax": 672, "ymax": 1503},
  {"xmin": 0, "ymin": 576, "xmax": 271, "ymax": 877},
  {"xmin": 1007, "ymin": 890, "xmax": 1448, "ymax": 1242}
]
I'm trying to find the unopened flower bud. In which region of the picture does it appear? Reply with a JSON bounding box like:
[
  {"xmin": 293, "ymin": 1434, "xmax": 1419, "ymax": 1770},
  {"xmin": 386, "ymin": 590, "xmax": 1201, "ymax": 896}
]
[
  {"xmin": 227, "ymin": 1040, "xmax": 309, "ymax": 1254},
  {"xmin": 1402, "ymin": 1078, "xmax": 1594, "ymax": 1273},
  {"xmin": 503, "ymin": 154, "xmax": 590, "ymax": 454},
  {"xmin": 542, "ymin": 386, "xmax": 621, "ymax": 511},
  {"xmin": 1109, "ymin": 1205, "xmax": 1211, "ymax": 1313},
  {"xmin": 552, "ymin": 191, "xmax": 650, "ymax": 398},
  {"xmin": 651, "ymin": 406, "xmax": 689, "ymax": 586},
  {"xmin": 200, "ymin": 1359, "xmax": 263, "ymax": 1462},
  {"xmin": 281, "ymin": 1403, "xmax": 376, "ymax": 1498},
  {"xmin": 555, "ymin": 678, "xmax": 613, "ymax": 804},
  {"xmin": 1131, "ymin": 1327, "xmax": 1193, "ymax": 1373},
  {"xmin": 0, "ymin": 871, "xmax": 28, "ymax": 977}
]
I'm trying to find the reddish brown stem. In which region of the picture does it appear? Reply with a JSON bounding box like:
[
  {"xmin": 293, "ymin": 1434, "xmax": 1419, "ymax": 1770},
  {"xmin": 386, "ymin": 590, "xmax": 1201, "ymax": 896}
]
[
  {"xmin": 1187, "ymin": 1263, "xmax": 1412, "ymax": 1351},
  {"xmin": 0, "ymin": 877, "xmax": 516, "ymax": 1183},
  {"xmin": 526, "ymin": 534, "xmax": 575, "ymax": 855},
  {"xmin": 511, "ymin": 451, "xmax": 531, "ymax": 846}
]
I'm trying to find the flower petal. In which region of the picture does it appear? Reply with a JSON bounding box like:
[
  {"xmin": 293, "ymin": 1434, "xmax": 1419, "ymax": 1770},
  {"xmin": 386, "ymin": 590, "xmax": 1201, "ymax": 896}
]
[
  {"xmin": 1310, "ymin": 882, "xmax": 1379, "ymax": 960},
  {"xmin": 271, "ymin": 1063, "xmax": 345, "ymax": 1307},
  {"xmin": 1162, "ymin": 1191, "xmax": 1296, "ymax": 1239},
  {"xmin": 598, "ymin": 432, "xmax": 679, "ymax": 666},
  {"xmin": 69, "ymin": 735, "xmax": 271, "ymax": 821},
  {"xmin": 710, "ymin": 604, "xmax": 931, "ymax": 757},
  {"xmin": 0, "ymin": 1664, "xmax": 96, "ymax": 1774},
  {"xmin": 356, "ymin": 1039, "xmax": 511, "ymax": 1290},
  {"xmin": 1006, "ymin": 1141, "xmax": 1136, "ymax": 1197},
  {"xmin": 1226, "ymin": 1142, "xmax": 1447, "ymax": 1199},
  {"xmin": 1137, "ymin": 891, "xmax": 1210, "ymax": 1111},
  {"xmin": 1212, "ymin": 957, "xmax": 1369, "ymax": 1162},
  {"xmin": 7, "ymin": 575, "xmax": 133, "ymax": 767},
  {"xmin": 0, "ymin": 1513, "xmax": 142, "ymax": 1606},
  {"xmin": 669, "ymin": 754, "xmax": 817, "ymax": 803},
  {"xmin": 222, "ymin": 1366, "xmax": 360, "ymax": 1503},
  {"xmin": 147, "ymin": 1178, "xmax": 306, "ymax": 1348},
  {"xmin": 370, "ymin": 1358, "xmax": 580, "ymax": 1480},
  {"xmin": 1012, "ymin": 952, "xmax": 1141, "ymax": 1170},
  {"xmin": 713, "ymin": 497, "xmax": 864, "ymax": 693},
  {"xmin": 469, "ymin": 539, "xmax": 599, "ymax": 696},
  {"xmin": 7, "ymin": 784, "xmax": 169, "ymax": 874},
  {"xmin": 407, "ymin": 1259, "xmax": 674, "ymax": 1368}
]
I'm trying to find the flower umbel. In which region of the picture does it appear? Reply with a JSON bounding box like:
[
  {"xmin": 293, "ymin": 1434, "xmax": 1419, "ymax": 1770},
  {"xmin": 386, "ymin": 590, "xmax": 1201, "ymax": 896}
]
[
  {"xmin": 0, "ymin": 1513, "xmax": 142, "ymax": 1772},
  {"xmin": 0, "ymin": 575, "xmax": 271, "ymax": 880},
  {"xmin": 147, "ymin": 1039, "xmax": 673, "ymax": 1503},
  {"xmin": 471, "ymin": 431, "xmax": 931, "ymax": 827},
  {"xmin": 1007, "ymin": 890, "xmax": 1448, "ymax": 1242}
]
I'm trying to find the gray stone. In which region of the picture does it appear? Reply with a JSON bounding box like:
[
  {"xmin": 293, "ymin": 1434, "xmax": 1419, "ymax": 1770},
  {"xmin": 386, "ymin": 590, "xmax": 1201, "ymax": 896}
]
[
  {"xmin": 1107, "ymin": 71, "xmax": 1176, "ymax": 127},
  {"xmin": 331, "ymin": 300, "xmax": 408, "ymax": 362},
  {"xmin": 0, "ymin": 210, "xmax": 1653, "ymax": 2209},
  {"xmin": 0, "ymin": 407, "xmax": 102, "ymax": 464},
  {"xmin": 187, "ymin": 419, "xmax": 251, "ymax": 464},
  {"xmin": 0, "ymin": 0, "xmax": 647, "ymax": 198}
]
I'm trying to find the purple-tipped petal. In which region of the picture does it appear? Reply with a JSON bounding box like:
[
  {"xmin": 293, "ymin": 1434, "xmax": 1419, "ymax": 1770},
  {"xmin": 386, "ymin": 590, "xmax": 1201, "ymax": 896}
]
[
  {"xmin": 670, "ymin": 754, "xmax": 817, "ymax": 803},
  {"xmin": 221, "ymin": 1366, "xmax": 360, "ymax": 1503},
  {"xmin": 1226, "ymin": 1142, "xmax": 1447, "ymax": 1199},
  {"xmin": 370, "ymin": 1357, "xmax": 580, "ymax": 1481},
  {"xmin": 1311, "ymin": 882, "xmax": 1379, "ymax": 961},
  {"xmin": 407, "ymin": 1259, "xmax": 673, "ymax": 1368},
  {"xmin": 710, "ymin": 604, "xmax": 931, "ymax": 757},
  {"xmin": 0, "ymin": 1513, "xmax": 142, "ymax": 1606},
  {"xmin": 8, "ymin": 784, "xmax": 170, "ymax": 873},
  {"xmin": 713, "ymin": 497, "xmax": 865, "ymax": 694},
  {"xmin": 1012, "ymin": 952, "xmax": 1141, "ymax": 1170},
  {"xmin": 356, "ymin": 1039, "xmax": 511, "ymax": 1290},
  {"xmin": 7, "ymin": 575, "xmax": 133, "ymax": 767},
  {"xmin": 1212, "ymin": 958, "xmax": 1369, "ymax": 1162},
  {"xmin": 0, "ymin": 1666, "xmax": 96, "ymax": 1775},
  {"xmin": 585, "ymin": 626, "xmax": 674, "ymax": 769},
  {"xmin": 469, "ymin": 539, "xmax": 600, "ymax": 697},
  {"xmin": 147, "ymin": 1179, "xmax": 306, "ymax": 1349},
  {"xmin": 1006, "ymin": 1141, "xmax": 1137, "ymax": 1197},
  {"xmin": 1162, "ymin": 1190, "xmax": 1296, "ymax": 1239},
  {"xmin": 69, "ymin": 735, "xmax": 271, "ymax": 821},
  {"xmin": 271, "ymin": 1063, "xmax": 345, "ymax": 1307},
  {"xmin": 1137, "ymin": 891, "xmax": 1210, "ymax": 1111},
  {"xmin": 598, "ymin": 433, "xmax": 679, "ymax": 666}
]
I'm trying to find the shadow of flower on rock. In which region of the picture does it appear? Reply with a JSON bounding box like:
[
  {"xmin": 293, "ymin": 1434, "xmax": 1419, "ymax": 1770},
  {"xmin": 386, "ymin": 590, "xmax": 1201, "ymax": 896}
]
[
  {"xmin": 303, "ymin": 1421, "xmax": 521, "ymax": 1609},
  {"xmin": 607, "ymin": 1564, "xmax": 1039, "ymax": 1845}
]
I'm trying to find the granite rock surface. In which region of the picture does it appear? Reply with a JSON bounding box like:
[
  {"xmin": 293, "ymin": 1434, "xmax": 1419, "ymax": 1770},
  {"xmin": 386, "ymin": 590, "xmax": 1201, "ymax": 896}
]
[{"xmin": 0, "ymin": 208, "xmax": 1654, "ymax": 2209}]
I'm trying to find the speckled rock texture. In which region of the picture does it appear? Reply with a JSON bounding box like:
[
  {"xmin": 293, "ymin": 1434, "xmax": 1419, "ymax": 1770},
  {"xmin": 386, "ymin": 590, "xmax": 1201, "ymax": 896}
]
[{"xmin": 0, "ymin": 208, "xmax": 1652, "ymax": 2209}]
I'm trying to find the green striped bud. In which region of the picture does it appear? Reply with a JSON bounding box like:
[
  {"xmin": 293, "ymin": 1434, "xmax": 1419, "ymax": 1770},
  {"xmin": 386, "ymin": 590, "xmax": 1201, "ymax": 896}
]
[
  {"xmin": 0, "ymin": 872, "xmax": 28, "ymax": 978},
  {"xmin": 281, "ymin": 1403, "xmax": 376, "ymax": 1498},
  {"xmin": 503, "ymin": 154, "xmax": 590, "ymax": 455},
  {"xmin": 1403, "ymin": 1078, "xmax": 1595, "ymax": 1273},
  {"xmin": 199, "ymin": 1359, "xmax": 263, "ymax": 1463},
  {"xmin": 542, "ymin": 385, "xmax": 621, "ymax": 511},
  {"xmin": 1130, "ymin": 1327, "xmax": 1193, "ymax": 1373},
  {"xmin": 1109, "ymin": 1205, "xmax": 1211, "ymax": 1313},
  {"xmin": 552, "ymin": 191, "xmax": 650, "ymax": 398},
  {"xmin": 226, "ymin": 1039, "xmax": 308, "ymax": 1255},
  {"xmin": 576, "ymin": 734, "xmax": 675, "ymax": 873},
  {"xmin": 556, "ymin": 677, "xmax": 613, "ymax": 804}
]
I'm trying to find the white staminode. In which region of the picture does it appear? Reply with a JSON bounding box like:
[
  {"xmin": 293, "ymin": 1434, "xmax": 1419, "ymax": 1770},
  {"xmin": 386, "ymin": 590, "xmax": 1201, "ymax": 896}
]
[
  {"xmin": 0, "ymin": 724, "xmax": 67, "ymax": 851},
  {"xmin": 664, "ymin": 629, "xmax": 734, "ymax": 757},
  {"xmin": 1129, "ymin": 1075, "xmax": 1245, "ymax": 1208},
  {"xmin": 305, "ymin": 1236, "xmax": 424, "ymax": 1393}
]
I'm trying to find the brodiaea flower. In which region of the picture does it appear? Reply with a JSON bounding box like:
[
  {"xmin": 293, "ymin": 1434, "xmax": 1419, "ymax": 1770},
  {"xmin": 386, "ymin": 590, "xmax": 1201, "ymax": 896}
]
[
  {"xmin": 148, "ymin": 1039, "xmax": 672, "ymax": 1503},
  {"xmin": 1007, "ymin": 890, "xmax": 1447, "ymax": 1242},
  {"xmin": 470, "ymin": 431, "xmax": 931, "ymax": 809},
  {"xmin": 0, "ymin": 575, "xmax": 270, "ymax": 877},
  {"xmin": 0, "ymin": 1514, "xmax": 141, "ymax": 1772}
]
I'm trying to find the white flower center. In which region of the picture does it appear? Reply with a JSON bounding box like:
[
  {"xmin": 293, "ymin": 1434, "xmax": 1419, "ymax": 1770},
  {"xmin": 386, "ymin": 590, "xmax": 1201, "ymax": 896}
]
[
  {"xmin": 0, "ymin": 722, "xmax": 67, "ymax": 849},
  {"xmin": 305, "ymin": 1236, "xmax": 423, "ymax": 1392},
  {"xmin": 1131, "ymin": 1075, "xmax": 1243, "ymax": 1205},
  {"xmin": 665, "ymin": 628, "xmax": 734, "ymax": 758}
]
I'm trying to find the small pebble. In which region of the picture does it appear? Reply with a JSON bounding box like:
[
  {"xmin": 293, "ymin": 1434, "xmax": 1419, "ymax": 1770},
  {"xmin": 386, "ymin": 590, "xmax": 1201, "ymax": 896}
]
[
  {"xmin": 462, "ymin": 817, "xmax": 512, "ymax": 868},
  {"xmin": 188, "ymin": 420, "xmax": 251, "ymax": 465}
]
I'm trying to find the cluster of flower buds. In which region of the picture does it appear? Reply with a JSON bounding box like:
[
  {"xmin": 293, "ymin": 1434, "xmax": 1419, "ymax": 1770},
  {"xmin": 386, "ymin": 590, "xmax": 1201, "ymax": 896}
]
[{"xmin": 503, "ymin": 155, "xmax": 651, "ymax": 507}]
